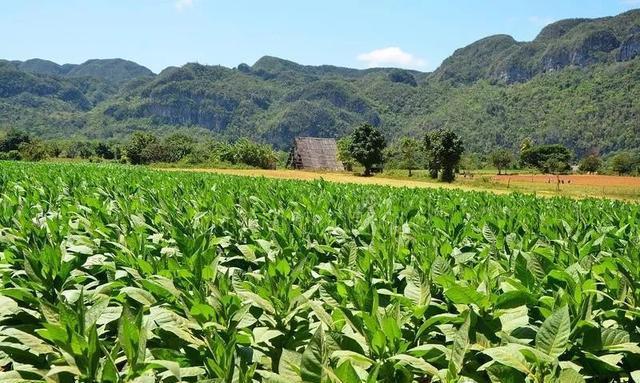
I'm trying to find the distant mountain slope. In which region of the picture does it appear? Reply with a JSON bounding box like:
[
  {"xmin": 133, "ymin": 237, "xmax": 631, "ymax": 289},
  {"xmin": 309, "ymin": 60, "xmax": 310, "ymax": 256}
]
[
  {"xmin": 0, "ymin": 9, "xmax": 639, "ymax": 156},
  {"xmin": 8, "ymin": 58, "xmax": 154, "ymax": 84},
  {"xmin": 433, "ymin": 9, "xmax": 640, "ymax": 83}
]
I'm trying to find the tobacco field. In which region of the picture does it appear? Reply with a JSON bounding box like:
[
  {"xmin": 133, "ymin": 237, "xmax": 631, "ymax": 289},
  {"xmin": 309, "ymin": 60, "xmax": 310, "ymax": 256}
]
[{"xmin": 0, "ymin": 162, "xmax": 639, "ymax": 382}]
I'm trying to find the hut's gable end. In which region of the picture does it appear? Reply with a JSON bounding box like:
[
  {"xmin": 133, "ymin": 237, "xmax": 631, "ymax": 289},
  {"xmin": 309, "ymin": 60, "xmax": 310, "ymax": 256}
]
[{"xmin": 289, "ymin": 137, "xmax": 344, "ymax": 171}]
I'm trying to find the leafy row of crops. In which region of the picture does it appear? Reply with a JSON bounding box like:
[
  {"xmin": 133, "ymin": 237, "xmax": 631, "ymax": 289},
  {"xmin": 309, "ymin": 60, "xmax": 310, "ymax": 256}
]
[{"xmin": 0, "ymin": 162, "xmax": 639, "ymax": 382}]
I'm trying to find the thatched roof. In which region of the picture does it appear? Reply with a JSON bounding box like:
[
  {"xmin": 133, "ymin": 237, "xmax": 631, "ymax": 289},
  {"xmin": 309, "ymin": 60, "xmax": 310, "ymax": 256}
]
[{"xmin": 288, "ymin": 137, "xmax": 344, "ymax": 171}]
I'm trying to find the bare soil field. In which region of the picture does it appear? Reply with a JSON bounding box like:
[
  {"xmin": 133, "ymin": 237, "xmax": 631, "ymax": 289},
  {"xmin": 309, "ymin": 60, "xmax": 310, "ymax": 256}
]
[
  {"xmin": 159, "ymin": 167, "xmax": 640, "ymax": 200},
  {"xmin": 493, "ymin": 174, "xmax": 640, "ymax": 187},
  {"xmin": 161, "ymin": 168, "xmax": 495, "ymax": 192}
]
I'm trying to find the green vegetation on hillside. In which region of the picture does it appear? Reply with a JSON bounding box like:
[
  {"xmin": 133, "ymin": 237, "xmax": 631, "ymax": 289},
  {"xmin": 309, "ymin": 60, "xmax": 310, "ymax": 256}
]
[
  {"xmin": 434, "ymin": 9, "xmax": 640, "ymax": 83},
  {"xmin": 1, "ymin": 10, "xmax": 639, "ymax": 157}
]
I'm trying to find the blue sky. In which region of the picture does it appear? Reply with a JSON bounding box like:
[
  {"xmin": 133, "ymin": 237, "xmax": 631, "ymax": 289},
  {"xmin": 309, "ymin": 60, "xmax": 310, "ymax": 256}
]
[{"xmin": 2, "ymin": 0, "xmax": 639, "ymax": 73}]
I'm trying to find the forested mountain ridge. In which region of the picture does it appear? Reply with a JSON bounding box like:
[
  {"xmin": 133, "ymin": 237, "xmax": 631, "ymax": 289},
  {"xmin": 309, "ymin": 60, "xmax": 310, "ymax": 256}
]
[
  {"xmin": 2, "ymin": 58, "xmax": 154, "ymax": 84},
  {"xmin": 433, "ymin": 9, "xmax": 640, "ymax": 83},
  {"xmin": 1, "ymin": 9, "xmax": 639, "ymax": 155}
]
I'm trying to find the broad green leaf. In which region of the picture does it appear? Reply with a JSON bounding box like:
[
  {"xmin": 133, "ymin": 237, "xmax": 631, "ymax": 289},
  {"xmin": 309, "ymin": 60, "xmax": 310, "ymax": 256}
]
[
  {"xmin": 147, "ymin": 359, "xmax": 181, "ymax": 381},
  {"xmin": 444, "ymin": 285, "xmax": 487, "ymax": 307},
  {"xmin": 494, "ymin": 291, "xmax": 534, "ymax": 310},
  {"xmin": 482, "ymin": 345, "xmax": 531, "ymax": 374},
  {"xmin": 253, "ymin": 327, "xmax": 283, "ymax": 346},
  {"xmin": 331, "ymin": 351, "xmax": 373, "ymax": 370},
  {"xmin": 448, "ymin": 311, "xmax": 471, "ymax": 378},
  {"xmin": 403, "ymin": 268, "xmax": 430, "ymax": 307},
  {"xmin": 486, "ymin": 364, "xmax": 525, "ymax": 383},
  {"xmin": 535, "ymin": 305, "xmax": 571, "ymax": 358},
  {"xmin": 67, "ymin": 245, "xmax": 93, "ymax": 255},
  {"xmin": 46, "ymin": 365, "xmax": 81, "ymax": 377},
  {"xmin": 278, "ymin": 349, "xmax": 302, "ymax": 380},
  {"xmin": 482, "ymin": 223, "xmax": 496, "ymax": 244},
  {"xmin": 388, "ymin": 354, "xmax": 439, "ymax": 376},
  {"xmin": 301, "ymin": 327, "xmax": 326, "ymax": 383},
  {"xmin": 121, "ymin": 287, "xmax": 156, "ymax": 306},
  {"xmin": 498, "ymin": 305, "xmax": 529, "ymax": 333},
  {"xmin": 334, "ymin": 361, "xmax": 360, "ymax": 383},
  {"xmin": 0, "ymin": 297, "xmax": 18, "ymax": 320},
  {"xmin": 558, "ymin": 368, "xmax": 585, "ymax": 383},
  {"xmin": 1, "ymin": 327, "xmax": 55, "ymax": 355}
]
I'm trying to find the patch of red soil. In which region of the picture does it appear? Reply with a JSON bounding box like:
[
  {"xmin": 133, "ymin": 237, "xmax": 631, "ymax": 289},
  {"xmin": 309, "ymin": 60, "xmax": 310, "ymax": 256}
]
[{"xmin": 493, "ymin": 174, "xmax": 640, "ymax": 187}]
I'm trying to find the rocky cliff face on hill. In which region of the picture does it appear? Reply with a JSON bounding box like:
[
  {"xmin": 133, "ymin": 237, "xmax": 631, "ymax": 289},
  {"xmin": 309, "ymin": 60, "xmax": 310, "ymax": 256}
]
[
  {"xmin": 435, "ymin": 9, "xmax": 640, "ymax": 83},
  {"xmin": 619, "ymin": 31, "xmax": 640, "ymax": 61},
  {"xmin": 1, "ymin": 10, "xmax": 639, "ymax": 155}
]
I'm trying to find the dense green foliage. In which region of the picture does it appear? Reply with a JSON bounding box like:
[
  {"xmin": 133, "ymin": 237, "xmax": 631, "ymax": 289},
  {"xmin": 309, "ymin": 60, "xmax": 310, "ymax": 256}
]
[
  {"xmin": 423, "ymin": 130, "xmax": 465, "ymax": 182},
  {"xmin": 336, "ymin": 137, "xmax": 355, "ymax": 172},
  {"xmin": 384, "ymin": 137, "xmax": 423, "ymax": 176},
  {"xmin": 4, "ymin": 58, "xmax": 154, "ymax": 84},
  {"xmin": 0, "ymin": 129, "xmax": 280, "ymax": 168},
  {"xmin": 489, "ymin": 149, "xmax": 514, "ymax": 174},
  {"xmin": 0, "ymin": 129, "xmax": 31, "ymax": 152},
  {"xmin": 433, "ymin": 10, "xmax": 640, "ymax": 84},
  {"xmin": 521, "ymin": 144, "xmax": 573, "ymax": 174},
  {"xmin": 348, "ymin": 124, "xmax": 386, "ymax": 176},
  {"xmin": 428, "ymin": 130, "xmax": 465, "ymax": 182},
  {"xmin": 1, "ymin": 11, "xmax": 640, "ymax": 156},
  {"xmin": 0, "ymin": 162, "xmax": 640, "ymax": 382},
  {"xmin": 611, "ymin": 152, "xmax": 638, "ymax": 175},
  {"xmin": 578, "ymin": 155, "xmax": 602, "ymax": 173},
  {"xmin": 125, "ymin": 132, "xmax": 160, "ymax": 165}
]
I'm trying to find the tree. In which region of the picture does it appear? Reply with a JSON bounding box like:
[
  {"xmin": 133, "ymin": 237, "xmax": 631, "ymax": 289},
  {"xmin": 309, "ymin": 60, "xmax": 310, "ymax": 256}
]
[
  {"xmin": 95, "ymin": 142, "xmax": 115, "ymax": 159},
  {"xmin": 423, "ymin": 130, "xmax": 442, "ymax": 179},
  {"xmin": 0, "ymin": 129, "xmax": 31, "ymax": 152},
  {"xmin": 337, "ymin": 137, "xmax": 355, "ymax": 171},
  {"xmin": 578, "ymin": 154, "xmax": 601, "ymax": 173},
  {"xmin": 520, "ymin": 137, "xmax": 534, "ymax": 153},
  {"xmin": 610, "ymin": 152, "xmax": 636, "ymax": 175},
  {"xmin": 125, "ymin": 132, "xmax": 158, "ymax": 165},
  {"xmin": 398, "ymin": 137, "xmax": 421, "ymax": 177},
  {"xmin": 19, "ymin": 140, "xmax": 48, "ymax": 161},
  {"xmin": 544, "ymin": 156, "xmax": 570, "ymax": 175},
  {"xmin": 431, "ymin": 129, "xmax": 464, "ymax": 182},
  {"xmin": 67, "ymin": 141, "xmax": 95, "ymax": 159},
  {"xmin": 224, "ymin": 138, "xmax": 277, "ymax": 169},
  {"xmin": 46, "ymin": 141, "xmax": 63, "ymax": 158},
  {"xmin": 489, "ymin": 149, "xmax": 514, "ymax": 175},
  {"xmin": 163, "ymin": 133, "xmax": 196, "ymax": 162},
  {"xmin": 459, "ymin": 153, "xmax": 483, "ymax": 171},
  {"xmin": 521, "ymin": 144, "xmax": 572, "ymax": 173},
  {"xmin": 141, "ymin": 141, "xmax": 170, "ymax": 163},
  {"xmin": 388, "ymin": 69, "xmax": 417, "ymax": 86},
  {"xmin": 349, "ymin": 124, "xmax": 386, "ymax": 176}
]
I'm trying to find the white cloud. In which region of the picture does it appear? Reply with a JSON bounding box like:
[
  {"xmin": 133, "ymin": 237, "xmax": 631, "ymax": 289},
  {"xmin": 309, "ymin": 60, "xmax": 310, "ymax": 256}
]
[
  {"xmin": 357, "ymin": 47, "xmax": 427, "ymax": 69},
  {"xmin": 528, "ymin": 16, "xmax": 556, "ymax": 27},
  {"xmin": 175, "ymin": 0, "xmax": 194, "ymax": 11}
]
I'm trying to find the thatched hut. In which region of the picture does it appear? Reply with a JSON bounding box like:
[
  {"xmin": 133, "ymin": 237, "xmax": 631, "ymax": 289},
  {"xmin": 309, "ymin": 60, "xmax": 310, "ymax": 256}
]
[{"xmin": 287, "ymin": 137, "xmax": 344, "ymax": 171}]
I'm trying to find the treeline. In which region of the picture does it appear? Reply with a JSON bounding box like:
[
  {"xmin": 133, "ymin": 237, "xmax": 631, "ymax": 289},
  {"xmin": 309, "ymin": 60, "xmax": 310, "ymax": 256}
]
[
  {"xmin": 0, "ymin": 129, "xmax": 280, "ymax": 169},
  {"xmin": 482, "ymin": 142, "xmax": 640, "ymax": 176},
  {"xmin": 122, "ymin": 132, "xmax": 278, "ymax": 169},
  {"xmin": 340, "ymin": 124, "xmax": 640, "ymax": 180},
  {"xmin": 3, "ymin": 126, "xmax": 640, "ymax": 177},
  {"xmin": 339, "ymin": 124, "xmax": 465, "ymax": 182}
]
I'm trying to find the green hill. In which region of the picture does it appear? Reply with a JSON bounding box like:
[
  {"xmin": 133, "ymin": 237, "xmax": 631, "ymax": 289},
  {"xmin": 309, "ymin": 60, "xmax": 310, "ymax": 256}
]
[
  {"xmin": 434, "ymin": 9, "xmax": 640, "ymax": 84},
  {"xmin": 7, "ymin": 58, "xmax": 154, "ymax": 84},
  {"xmin": 1, "ymin": 9, "xmax": 639, "ymax": 155}
]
